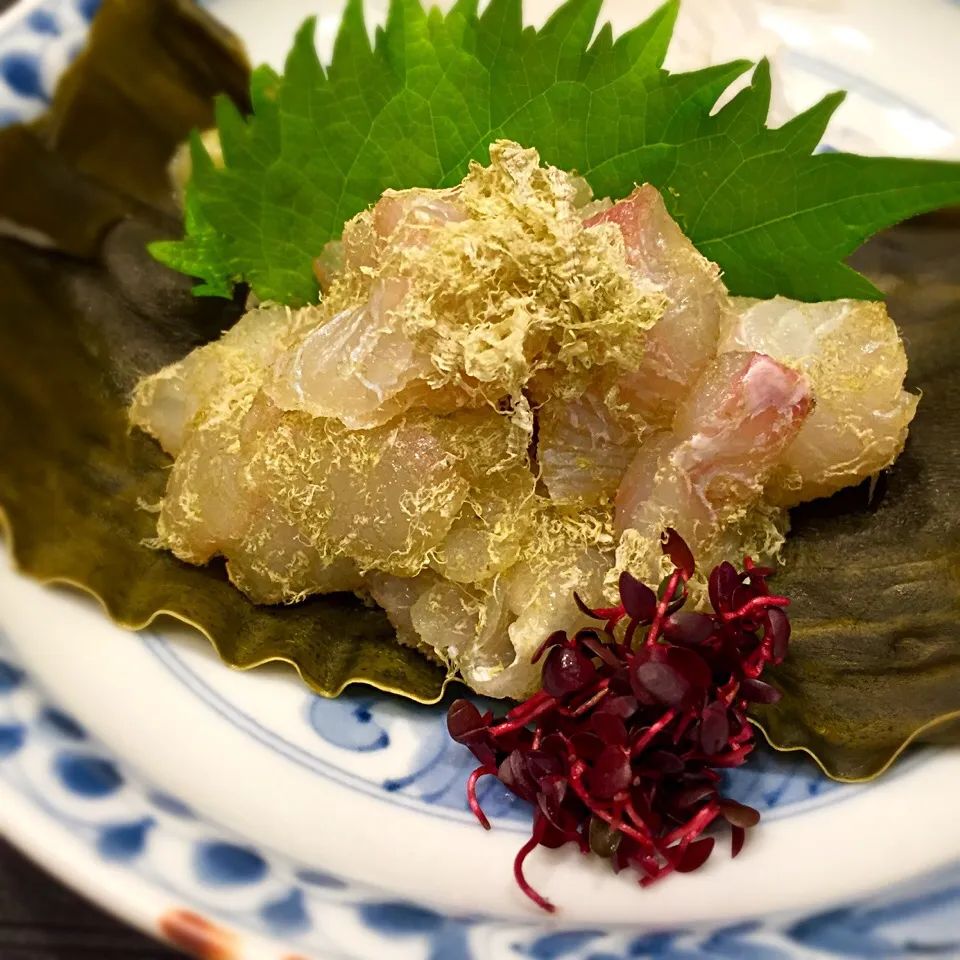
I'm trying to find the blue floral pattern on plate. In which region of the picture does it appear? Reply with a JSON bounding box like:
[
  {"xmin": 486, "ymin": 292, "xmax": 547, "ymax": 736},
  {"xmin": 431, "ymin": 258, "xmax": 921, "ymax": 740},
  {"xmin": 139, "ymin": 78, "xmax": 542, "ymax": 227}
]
[
  {"xmin": 1, "ymin": 1, "xmax": 959, "ymax": 956},
  {"xmin": 2, "ymin": 626, "xmax": 959, "ymax": 960},
  {"xmin": 145, "ymin": 631, "xmax": 929, "ymax": 833},
  {"xmin": 0, "ymin": 0, "xmax": 100, "ymax": 121}
]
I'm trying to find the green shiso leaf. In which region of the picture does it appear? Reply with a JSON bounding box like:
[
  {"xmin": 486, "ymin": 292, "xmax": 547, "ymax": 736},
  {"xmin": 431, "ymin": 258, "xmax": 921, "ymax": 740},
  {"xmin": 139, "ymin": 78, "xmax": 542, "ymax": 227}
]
[
  {"xmin": 153, "ymin": 0, "xmax": 960, "ymax": 306},
  {"xmin": 149, "ymin": 142, "xmax": 234, "ymax": 299}
]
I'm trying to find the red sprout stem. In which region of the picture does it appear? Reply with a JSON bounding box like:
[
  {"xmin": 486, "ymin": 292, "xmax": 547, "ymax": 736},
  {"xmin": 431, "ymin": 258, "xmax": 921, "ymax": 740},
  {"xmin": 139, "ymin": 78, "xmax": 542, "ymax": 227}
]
[
  {"xmin": 718, "ymin": 679, "xmax": 740, "ymax": 706},
  {"xmin": 722, "ymin": 594, "xmax": 789, "ymax": 622},
  {"xmin": 561, "ymin": 678, "xmax": 612, "ymax": 718},
  {"xmin": 491, "ymin": 697, "xmax": 556, "ymax": 736},
  {"xmin": 640, "ymin": 858, "xmax": 676, "ymax": 888},
  {"xmin": 567, "ymin": 763, "xmax": 653, "ymax": 847},
  {"xmin": 708, "ymin": 743, "xmax": 755, "ymax": 767},
  {"xmin": 514, "ymin": 818, "xmax": 556, "ymax": 913},
  {"xmin": 670, "ymin": 709, "xmax": 697, "ymax": 746},
  {"xmin": 580, "ymin": 633, "xmax": 623, "ymax": 668},
  {"xmin": 467, "ymin": 765, "xmax": 497, "ymax": 830},
  {"xmin": 744, "ymin": 556, "xmax": 770, "ymax": 595},
  {"xmin": 646, "ymin": 568, "xmax": 684, "ymax": 646},
  {"xmin": 632, "ymin": 709, "xmax": 679, "ymax": 756},
  {"xmin": 592, "ymin": 605, "xmax": 625, "ymax": 621},
  {"xmin": 623, "ymin": 802, "xmax": 655, "ymax": 839},
  {"xmin": 665, "ymin": 801, "xmax": 721, "ymax": 847},
  {"xmin": 506, "ymin": 689, "xmax": 552, "ymax": 720}
]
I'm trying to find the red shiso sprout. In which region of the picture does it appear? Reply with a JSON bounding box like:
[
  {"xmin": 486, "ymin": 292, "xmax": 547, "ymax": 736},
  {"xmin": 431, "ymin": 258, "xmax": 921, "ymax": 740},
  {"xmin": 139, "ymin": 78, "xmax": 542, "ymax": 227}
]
[{"xmin": 445, "ymin": 528, "xmax": 791, "ymax": 912}]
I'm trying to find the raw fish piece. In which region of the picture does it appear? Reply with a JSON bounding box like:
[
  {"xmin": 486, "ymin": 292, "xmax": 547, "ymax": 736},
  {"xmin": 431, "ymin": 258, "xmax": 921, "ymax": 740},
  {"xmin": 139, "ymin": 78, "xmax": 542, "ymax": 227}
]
[
  {"xmin": 537, "ymin": 387, "xmax": 639, "ymax": 505},
  {"xmin": 720, "ymin": 297, "xmax": 919, "ymax": 505},
  {"xmin": 227, "ymin": 506, "xmax": 363, "ymax": 605},
  {"xmin": 615, "ymin": 351, "xmax": 813, "ymax": 578},
  {"xmin": 365, "ymin": 569, "xmax": 514, "ymax": 684},
  {"xmin": 130, "ymin": 303, "xmax": 297, "ymax": 456},
  {"xmin": 265, "ymin": 284, "xmax": 435, "ymax": 430},
  {"xmin": 430, "ymin": 470, "xmax": 535, "ymax": 583},
  {"xmin": 494, "ymin": 509, "xmax": 615, "ymax": 698},
  {"xmin": 267, "ymin": 187, "xmax": 470, "ymax": 430},
  {"xmin": 365, "ymin": 569, "xmax": 440, "ymax": 654},
  {"xmin": 372, "ymin": 188, "xmax": 468, "ymax": 252},
  {"xmin": 368, "ymin": 506, "xmax": 615, "ymax": 699},
  {"xmin": 270, "ymin": 143, "xmax": 663, "ymax": 433},
  {"xmin": 428, "ymin": 408, "xmax": 537, "ymax": 582},
  {"xmin": 239, "ymin": 403, "xmax": 470, "ymax": 581},
  {"xmin": 156, "ymin": 406, "xmax": 257, "ymax": 565},
  {"xmin": 586, "ymin": 185, "xmax": 733, "ymax": 425},
  {"xmin": 410, "ymin": 579, "xmax": 506, "ymax": 672}
]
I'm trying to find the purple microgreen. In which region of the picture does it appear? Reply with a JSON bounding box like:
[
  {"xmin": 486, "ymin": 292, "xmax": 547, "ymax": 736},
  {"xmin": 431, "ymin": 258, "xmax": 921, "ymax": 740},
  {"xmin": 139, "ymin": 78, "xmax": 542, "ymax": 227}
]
[
  {"xmin": 675, "ymin": 836, "xmax": 715, "ymax": 873},
  {"xmin": 446, "ymin": 538, "xmax": 792, "ymax": 911},
  {"xmin": 709, "ymin": 561, "xmax": 739, "ymax": 613},
  {"xmin": 662, "ymin": 611, "xmax": 715, "ymax": 647},
  {"xmin": 589, "ymin": 744, "xmax": 633, "ymax": 799},
  {"xmin": 542, "ymin": 645, "xmax": 596, "ymax": 698},
  {"xmin": 699, "ymin": 701, "xmax": 731, "ymax": 756},
  {"xmin": 763, "ymin": 607, "xmax": 791, "ymax": 662},
  {"xmin": 739, "ymin": 678, "xmax": 783, "ymax": 704},
  {"xmin": 661, "ymin": 528, "xmax": 696, "ymax": 578},
  {"xmin": 719, "ymin": 799, "xmax": 762, "ymax": 829},
  {"xmin": 619, "ymin": 571, "xmax": 658, "ymax": 622}
]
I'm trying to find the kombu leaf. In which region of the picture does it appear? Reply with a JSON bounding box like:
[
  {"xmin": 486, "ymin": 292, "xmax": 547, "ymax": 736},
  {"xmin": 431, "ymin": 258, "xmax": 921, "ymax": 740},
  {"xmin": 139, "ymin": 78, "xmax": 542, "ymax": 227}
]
[
  {"xmin": 154, "ymin": 0, "xmax": 960, "ymax": 306},
  {"xmin": 1, "ymin": 0, "xmax": 959, "ymax": 780},
  {"xmin": 755, "ymin": 224, "xmax": 960, "ymax": 780},
  {"xmin": 0, "ymin": 0, "xmax": 448, "ymax": 703},
  {"xmin": 0, "ymin": 228, "xmax": 444, "ymax": 702}
]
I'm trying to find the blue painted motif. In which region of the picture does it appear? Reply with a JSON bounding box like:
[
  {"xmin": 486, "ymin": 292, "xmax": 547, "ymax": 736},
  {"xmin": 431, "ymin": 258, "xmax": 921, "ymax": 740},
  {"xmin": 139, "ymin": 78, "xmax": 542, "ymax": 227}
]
[
  {"xmin": 622, "ymin": 929, "xmax": 792, "ymax": 959},
  {"xmin": 0, "ymin": 52, "xmax": 47, "ymax": 102},
  {"xmin": 261, "ymin": 887, "xmax": 311, "ymax": 935},
  {"xmin": 360, "ymin": 901, "xmax": 446, "ymax": 934},
  {"xmin": 40, "ymin": 706, "xmax": 86, "ymax": 740},
  {"xmin": 0, "ymin": 659, "xmax": 25, "ymax": 693},
  {"xmin": 361, "ymin": 903, "xmax": 476, "ymax": 960},
  {"xmin": 74, "ymin": 0, "xmax": 102, "ymax": 22},
  {"xmin": 26, "ymin": 9, "xmax": 61, "ymax": 35},
  {"xmin": 147, "ymin": 789, "xmax": 196, "ymax": 819},
  {"xmin": 309, "ymin": 696, "xmax": 390, "ymax": 752},
  {"xmin": 54, "ymin": 752, "xmax": 122, "ymax": 797},
  {"xmin": 787, "ymin": 879, "xmax": 960, "ymax": 958},
  {"xmin": 523, "ymin": 931, "xmax": 605, "ymax": 959},
  {"xmin": 296, "ymin": 867, "xmax": 348, "ymax": 890},
  {"xmin": 0, "ymin": 723, "xmax": 25, "ymax": 758},
  {"xmin": 97, "ymin": 818, "xmax": 155, "ymax": 861},
  {"xmin": 195, "ymin": 841, "xmax": 269, "ymax": 886}
]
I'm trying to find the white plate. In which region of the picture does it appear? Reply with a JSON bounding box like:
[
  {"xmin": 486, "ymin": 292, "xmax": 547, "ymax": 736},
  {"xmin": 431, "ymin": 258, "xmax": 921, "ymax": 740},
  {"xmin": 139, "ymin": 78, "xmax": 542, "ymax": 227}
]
[{"xmin": 1, "ymin": 1, "xmax": 960, "ymax": 958}]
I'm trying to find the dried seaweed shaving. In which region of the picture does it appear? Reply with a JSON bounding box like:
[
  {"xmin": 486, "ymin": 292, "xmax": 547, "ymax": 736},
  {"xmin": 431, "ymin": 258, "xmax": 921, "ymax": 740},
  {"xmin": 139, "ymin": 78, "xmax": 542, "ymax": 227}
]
[{"xmin": 322, "ymin": 141, "xmax": 665, "ymax": 405}]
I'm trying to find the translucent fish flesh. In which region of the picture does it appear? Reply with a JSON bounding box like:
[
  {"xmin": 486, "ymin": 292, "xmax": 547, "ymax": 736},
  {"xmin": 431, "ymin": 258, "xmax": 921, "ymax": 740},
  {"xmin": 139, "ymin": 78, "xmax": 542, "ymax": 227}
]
[
  {"xmin": 615, "ymin": 352, "xmax": 812, "ymax": 580},
  {"xmin": 537, "ymin": 387, "xmax": 639, "ymax": 506},
  {"xmin": 133, "ymin": 140, "xmax": 918, "ymax": 699},
  {"xmin": 720, "ymin": 297, "xmax": 919, "ymax": 505},
  {"xmin": 585, "ymin": 185, "xmax": 734, "ymax": 426}
]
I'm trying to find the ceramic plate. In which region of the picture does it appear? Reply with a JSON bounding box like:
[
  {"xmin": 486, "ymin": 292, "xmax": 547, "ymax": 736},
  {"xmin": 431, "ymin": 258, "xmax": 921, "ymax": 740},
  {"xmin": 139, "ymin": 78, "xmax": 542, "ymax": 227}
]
[{"xmin": 2, "ymin": 1, "xmax": 960, "ymax": 958}]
